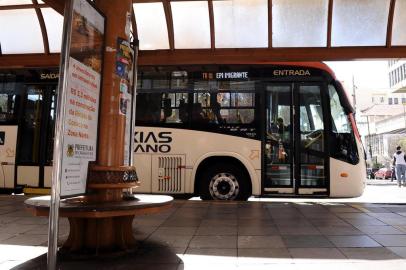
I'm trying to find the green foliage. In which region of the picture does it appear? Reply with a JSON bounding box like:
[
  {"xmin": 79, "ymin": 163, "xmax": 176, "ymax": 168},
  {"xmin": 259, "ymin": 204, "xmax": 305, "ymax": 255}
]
[
  {"xmin": 372, "ymin": 162, "xmax": 383, "ymax": 169},
  {"xmin": 398, "ymin": 137, "xmax": 406, "ymax": 150}
]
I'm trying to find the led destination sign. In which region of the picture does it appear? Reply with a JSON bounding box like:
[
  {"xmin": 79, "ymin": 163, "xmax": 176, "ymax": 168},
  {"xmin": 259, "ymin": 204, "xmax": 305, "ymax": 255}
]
[
  {"xmin": 216, "ymin": 72, "xmax": 248, "ymax": 79},
  {"xmin": 202, "ymin": 72, "xmax": 249, "ymax": 80},
  {"xmin": 201, "ymin": 69, "xmax": 312, "ymax": 80}
]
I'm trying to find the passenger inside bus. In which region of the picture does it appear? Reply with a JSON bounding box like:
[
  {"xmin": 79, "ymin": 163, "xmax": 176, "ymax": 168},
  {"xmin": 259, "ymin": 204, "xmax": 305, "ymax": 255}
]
[
  {"xmin": 135, "ymin": 93, "xmax": 161, "ymax": 124},
  {"xmin": 192, "ymin": 103, "xmax": 209, "ymax": 124},
  {"xmin": 269, "ymin": 118, "xmax": 288, "ymax": 141},
  {"xmin": 267, "ymin": 117, "xmax": 289, "ymax": 163},
  {"xmin": 179, "ymin": 98, "xmax": 188, "ymax": 123},
  {"xmin": 210, "ymin": 93, "xmax": 225, "ymax": 124}
]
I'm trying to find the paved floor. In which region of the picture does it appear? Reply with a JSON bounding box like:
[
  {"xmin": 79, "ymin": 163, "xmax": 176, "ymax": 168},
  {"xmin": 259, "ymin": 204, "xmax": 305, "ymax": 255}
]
[
  {"xmin": 249, "ymin": 178, "xmax": 406, "ymax": 204},
  {"xmin": 0, "ymin": 181, "xmax": 406, "ymax": 269}
]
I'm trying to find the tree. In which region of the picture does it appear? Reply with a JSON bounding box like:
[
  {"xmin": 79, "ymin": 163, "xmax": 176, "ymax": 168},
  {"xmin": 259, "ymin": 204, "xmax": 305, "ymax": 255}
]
[{"xmin": 398, "ymin": 137, "xmax": 406, "ymax": 150}]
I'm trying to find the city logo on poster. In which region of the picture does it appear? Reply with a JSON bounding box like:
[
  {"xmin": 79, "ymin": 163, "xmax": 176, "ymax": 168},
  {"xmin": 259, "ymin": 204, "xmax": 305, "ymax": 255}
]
[{"xmin": 67, "ymin": 144, "xmax": 74, "ymax": 157}]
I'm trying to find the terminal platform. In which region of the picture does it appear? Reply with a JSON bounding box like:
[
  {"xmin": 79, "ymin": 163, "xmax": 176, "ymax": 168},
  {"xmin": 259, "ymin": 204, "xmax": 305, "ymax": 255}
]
[{"xmin": 0, "ymin": 186, "xmax": 406, "ymax": 270}]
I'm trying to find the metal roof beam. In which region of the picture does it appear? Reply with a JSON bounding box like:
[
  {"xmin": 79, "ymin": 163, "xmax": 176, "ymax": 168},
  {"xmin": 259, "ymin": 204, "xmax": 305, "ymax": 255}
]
[
  {"xmin": 386, "ymin": 0, "xmax": 396, "ymax": 48},
  {"xmin": 162, "ymin": 0, "xmax": 174, "ymax": 50},
  {"xmin": 0, "ymin": 54, "xmax": 60, "ymax": 68},
  {"xmin": 2, "ymin": 46, "xmax": 406, "ymax": 68},
  {"xmin": 0, "ymin": 3, "xmax": 47, "ymax": 10},
  {"xmin": 42, "ymin": 0, "xmax": 64, "ymax": 15},
  {"xmin": 268, "ymin": 0, "xmax": 272, "ymax": 48},
  {"xmin": 327, "ymin": 0, "xmax": 333, "ymax": 48},
  {"xmin": 208, "ymin": 0, "xmax": 215, "ymax": 50},
  {"xmin": 33, "ymin": 0, "xmax": 50, "ymax": 54}
]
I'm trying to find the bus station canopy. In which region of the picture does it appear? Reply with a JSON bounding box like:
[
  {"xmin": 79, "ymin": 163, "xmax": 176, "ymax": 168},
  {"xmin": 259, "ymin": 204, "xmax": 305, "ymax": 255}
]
[{"xmin": 1, "ymin": 0, "xmax": 406, "ymax": 67}]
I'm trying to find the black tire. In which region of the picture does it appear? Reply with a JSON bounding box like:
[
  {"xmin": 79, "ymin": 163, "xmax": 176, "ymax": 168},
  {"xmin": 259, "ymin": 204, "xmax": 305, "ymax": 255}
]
[{"xmin": 199, "ymin": 163, "xmax": 251, "ymax": 201}]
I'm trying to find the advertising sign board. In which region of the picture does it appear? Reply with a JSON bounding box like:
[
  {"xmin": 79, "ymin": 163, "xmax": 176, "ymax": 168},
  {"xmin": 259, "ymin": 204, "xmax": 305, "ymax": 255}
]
[
  {"xmin": 116, "ymin": 38, "xmax": 134, "ymax": 166},
  {"xmin": 48, "ymin": 1, "xmax": 105, "ymax": 268},
  {"xmin": 60, "ymin": 0, "xmax": 105, "ymax": 197}
]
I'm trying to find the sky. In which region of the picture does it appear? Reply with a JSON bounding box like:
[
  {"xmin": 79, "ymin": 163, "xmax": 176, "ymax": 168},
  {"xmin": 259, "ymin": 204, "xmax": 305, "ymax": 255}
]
[{"xmin": 325, "ymin": 60, "xmax": 391, "ymax": 110}]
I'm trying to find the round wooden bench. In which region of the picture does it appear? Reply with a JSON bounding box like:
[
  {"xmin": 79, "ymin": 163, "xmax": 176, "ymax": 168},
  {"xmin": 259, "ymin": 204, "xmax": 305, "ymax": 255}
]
[{"xmin": 25, "ymin": 194, "xmax": 173, "ymax": 257}]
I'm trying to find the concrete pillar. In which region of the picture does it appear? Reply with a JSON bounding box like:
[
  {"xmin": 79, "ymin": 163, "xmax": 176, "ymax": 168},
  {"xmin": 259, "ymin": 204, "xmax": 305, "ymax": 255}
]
[
  {"xmin": 95, "ymin": 0, "xmax": 132, "ymax": 167},
  {"xmin": 86, "ymin": 0, "xmax": 137, "ymax": 202}
]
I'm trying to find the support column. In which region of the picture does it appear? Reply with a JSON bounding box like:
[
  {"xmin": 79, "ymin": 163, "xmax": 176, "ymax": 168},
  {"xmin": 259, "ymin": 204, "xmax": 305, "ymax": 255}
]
[
  {"xmin": 59, "ymin": 0, "xmax": 139, "ymax": 255},
  {"xmin": 86, "ymin": 0, "xmax": 137, "ymax": 202},
  {"xmin": 95, "ymin": 0, "xmax": 131, "ymax": 167}
]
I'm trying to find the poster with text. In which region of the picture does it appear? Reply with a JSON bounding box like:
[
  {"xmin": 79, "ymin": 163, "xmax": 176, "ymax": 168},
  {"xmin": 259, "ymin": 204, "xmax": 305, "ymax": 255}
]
[
  {"xmin": 116, "ymin": 38, "xmax": 134, "ymax": 166},
  {"xmin": 60, "ymin": 0, "xmax": 104, "ymax": 197}
]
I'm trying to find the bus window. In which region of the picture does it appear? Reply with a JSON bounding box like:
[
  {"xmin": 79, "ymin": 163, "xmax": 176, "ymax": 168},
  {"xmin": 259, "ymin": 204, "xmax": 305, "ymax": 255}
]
[
  {"xmin": 329, "ymin": 87, "xmax": 351, "ymax": 133},
  {"xmin": 328, "ymin": 84, "xmax": 359, "ymax": 164},
  {"xmin": 46, "ymin": 90, "xmax": 56, "ymax": 164},
  {"xmin": 136, "ymin": 92, "xmax": 189, "ymax": 125},
  {"xmin": 299, "ymin": 86, "xmax": 324, "ymax": 152},
  {"xmin": 222, "ymin": 109, "xmax": 255, "ymax": 124},
  {"xmin": 218, "ymin": 93, "xmax": 230, "ymax": 107},
  {"xmin": 0, "ymin": 79, "xmax": 22, "ymax": 124},
  {"xmin": 310, "ymin": 104, "xmax": 324, "ymax": 130},
  {"xmin": 161, "ymin": 93, "xmax": 189, "ymax": 124},
  {"xmin": 298, "ymin": 85, "xmax": 325, "ymax": 187},
  {"xmin": 300, "ymin": 106, "xmax": 311, "ymax": 132},
  {"xmin": 0, "ymin": 94, "xmax": 19, "ymax": 123},
  {"xmin": 192, "ymin": 93, "xmax": 215, "ymax": 124},
  {"xmin": 19, "ymin": 87, "xmax": 43, "ymax": 164},
  {"xmin": 136, "ymin": 93, "xmax": 161, "ymax": 125},
  {"xmin": 193, "ymin": 92, "xmax": 255, "ymax": 125},
  {"xmin": 230, "ymin": 93, "xmax": 254, "ymax": 107}
]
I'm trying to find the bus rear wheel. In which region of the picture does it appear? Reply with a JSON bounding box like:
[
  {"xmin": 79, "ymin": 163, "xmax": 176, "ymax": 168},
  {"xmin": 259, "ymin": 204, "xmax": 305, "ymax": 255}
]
[{"xmin": 200, "ymin": 163, "xmax": 250, "ymax": 201}]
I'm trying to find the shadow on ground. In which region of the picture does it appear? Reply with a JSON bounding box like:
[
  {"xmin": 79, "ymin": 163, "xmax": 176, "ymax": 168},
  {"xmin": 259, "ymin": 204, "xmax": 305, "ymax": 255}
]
[{"xmin": 11, "ymin": 240, "xmax": 181, "ymax": 270}]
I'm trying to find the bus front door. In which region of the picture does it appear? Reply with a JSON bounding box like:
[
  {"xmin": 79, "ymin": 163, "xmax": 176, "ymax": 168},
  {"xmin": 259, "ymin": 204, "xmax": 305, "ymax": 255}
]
[{"xmin": 264, "ymin": 83, "xmax": 328, "ymax": 196}]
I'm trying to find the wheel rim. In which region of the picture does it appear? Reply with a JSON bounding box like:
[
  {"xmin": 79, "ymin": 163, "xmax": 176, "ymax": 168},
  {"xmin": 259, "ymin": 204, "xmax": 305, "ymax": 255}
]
[{"xmin": 209, "ymin": 172, "xmax": 239, "ymax": 200}]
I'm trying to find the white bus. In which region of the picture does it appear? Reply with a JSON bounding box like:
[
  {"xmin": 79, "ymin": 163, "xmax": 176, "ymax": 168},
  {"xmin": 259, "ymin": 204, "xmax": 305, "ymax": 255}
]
[
  {"xmin": 134, "ymin": 62, "xmax": 366, "ymax": 200},
  {"xmin": 0, "ymin": 63, "xmax": 366, "ymax": 200}
]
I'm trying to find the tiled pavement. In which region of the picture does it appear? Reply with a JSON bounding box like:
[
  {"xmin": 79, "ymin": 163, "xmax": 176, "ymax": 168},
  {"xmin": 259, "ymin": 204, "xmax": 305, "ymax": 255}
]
[{"xmin": 1, "ymin": 195, "xmax": 406, "ymax": 269}]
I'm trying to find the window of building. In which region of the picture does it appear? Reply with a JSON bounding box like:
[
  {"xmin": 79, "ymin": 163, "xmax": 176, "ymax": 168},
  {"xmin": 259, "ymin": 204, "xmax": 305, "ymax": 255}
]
[
  {"xmin": 397, "ymin": 68, "xmax": 401, "ymax": 83},
  {"xmin": 389, "ymin": 71, "xmax": 394, "ymax": 87},
  {"xmin": 380, "ymin": 97, "xmax": 384, "ymax": 103},
  {"xmin": 403, "ymin": 64, "xmax": 406, "ymax": 80},
  {"xmin": 388, "ymin": 97, "xmax": 393, "ymax": 104},
  {"xmin": 394, "ymin": 98, "xmax": 399, "ymax": 104},
  {"xmin": 395, "ymin": 69, "xmax": 398, "ymax": 84},
  {"xmin": 402, "ymin": 97, "xmax": 406, "ymax": 104}
]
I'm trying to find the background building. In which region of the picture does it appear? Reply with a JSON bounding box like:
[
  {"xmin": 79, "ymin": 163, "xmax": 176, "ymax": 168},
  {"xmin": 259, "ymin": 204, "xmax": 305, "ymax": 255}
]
[{"xmin": 359, "ymin": 60, "xmax": 406, "ymax": 168}]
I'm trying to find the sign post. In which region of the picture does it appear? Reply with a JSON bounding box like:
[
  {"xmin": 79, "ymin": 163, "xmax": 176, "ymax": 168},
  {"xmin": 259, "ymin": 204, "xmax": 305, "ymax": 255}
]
[{"xmin": 48, "ymin": 0, "xmax": 105, "ymax": 269}]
